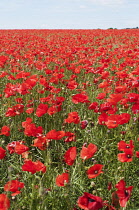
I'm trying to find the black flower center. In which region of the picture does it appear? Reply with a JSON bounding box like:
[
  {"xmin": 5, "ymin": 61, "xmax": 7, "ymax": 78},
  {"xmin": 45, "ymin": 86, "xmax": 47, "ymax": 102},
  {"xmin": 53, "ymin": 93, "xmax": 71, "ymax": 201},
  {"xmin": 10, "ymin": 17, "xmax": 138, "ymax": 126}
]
[
  {"xmin": 127, "ymin": 154, "xmax": 131, "ymax": 158},
  {"xmin": 88, "ymin": 198, "xmax": 95, "ymax": 202},
  {"xmin": 125, "ymin": 190, "xmax": 129, "ymax": 196}
]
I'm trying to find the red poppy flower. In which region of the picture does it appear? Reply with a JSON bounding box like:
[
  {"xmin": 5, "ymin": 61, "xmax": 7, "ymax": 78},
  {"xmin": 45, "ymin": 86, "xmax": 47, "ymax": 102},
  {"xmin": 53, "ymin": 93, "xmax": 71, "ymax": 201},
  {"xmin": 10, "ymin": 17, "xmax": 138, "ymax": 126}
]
[
  {"xmin": 0, "ymin": 147, "xmax": 6, "ymax": 159},
  {"xmin": 87, "ymin": 164, "xmax": 103, "ymax": 179},
  {"xmin": 16, "ymin": 71, "xmax": 30, "ymax": 79},
  {"xmin": 0, "ymin": 71, "xmax": 8, "ymax": 78},
  {"xmin": 105, "ymin": 115, "xmax": 119, "ymax": 129},
  {"xmin": 4, "ymin": 180, "xmax": 24, "ymax": 196},
  {"xmin": 64, "ymin": 112, "xmax": 80, "ymax": 124},
  {"xmin": 30, "ymin": 124, "xmax": 44, "ymax": 137},
  {"xmin": 5, "ymin": 107, "xmax": 16, "ymax": 117},
  {"xmin": 26, "ymin": 107, "xmax": 34, "ymax": 114},
  {"xmin": 101, "ymin": 71, "xmax": 109, "ymax": 79},
  {"xmin": 74, "ymin": 66, "xmax": 81, "ymax": 74},
  {"xmin": 14, "ymin": 143, "xmax": 29, "ymax": 155},
  {"xmin": 80, "ymin": 143, "xmax": 97, "ymax": 160},
  {"xmin": 36, "ymin": 103, "xmax": 48, "ymax": 117},
  {"xmin": 117, "ymin": 149, "xmax": 133, "ymax": 162},
  {"xmin": 64, "ymin": 146, "xmax": 77, "ymax": 165},
  {"xmin": 64, "ymin": 132, "xmax": 76, "ymax": 142},
  {"xmin": 136, "ymin": 151, "xmax": 139, "ymax": 158},
  {"xmin": 22, "ymin": 159, "xmax": 38, "ymax": 174},
  {"xmin": 126, "ymin": 93, "xmax": 139, "ymax": 103},
  {"xmin": 115, "ymin": 179, "xmax": 133, "ymax": 207},
  {"xmin": 98, "ymin": 113, "xmax": 108, "ymax": 125},
  {"xmin": 47, "ymin": 105, "xmax": 61, "ymax": 115},
  {"xmin": 0, "ymin": 126, "xmax": 10, "ymax": 136},
  {"xmin": 67, "ymin": 80, "xmax": 78, "ymax": 89},
  {"xmin": 22, "ymin": 118, "xmax": 43, "ymax": 137},
  {"xmin": 6, "ymin": 141, "xmax": 24, "ymax": 154},
  {"xmin": 46, "ymin": 129, "xmax": 65, "ymax": 140},
  {"xmin": 14, "ymin": 104, "xmax": 24, "ymax": 115},
  {"xmin": 96, "ymin": 92, "xmax": 106, "ymax": 100},
  {"xmin": 32, "ymin": 136, "xmax": 50, "ymax": 150},
  {"xmin": 107, "ymin": 93, "xmax": 123, "ymax": 105},
  {"xmin": 0, "ymin": 194, "xmax": 10, "ymax": 210},
  {"xmin": 99, "ymin": 102, "xmax": 112, "ymax": 112},
  {"xmin": 5, "ymin": 104, "xmax": 24, "ymax": 117},
  {"xmin": 55, "ymin": 173, "xmax": 69, "ymax": 187},
  {"xmin": 35, "ymin": 160, "xmax": 47, "ymax": 173},
  {"xmin": 22, "ymin": 159, "xmax": 46, "ymax": 174},
  {"xmin": 22, "ymin": 117, "xmax": 32, "ymax": 127},
  {"xmin": 0, "ymin": 55, "xmax": 9, "ymax": 67},
  {"xmin": 118, "ymin": 113, "xmax": 130, "ymax": 125},
  {"xmin": 77, "ymin": 192, "xmax": 103, "ymax": 210},
  {"xmin": 98, "ymin": 81, "xmax": 109, "ymax": 88},
  {"xmin": 72, "ymin": 93, "xmax": 88, "ymax": 104},
  {"xmin": 15, "ymin": 97, "xmax": 23, "ymax": 103},
  {"xmin": 98, "ymin": 113, "xmax": 130, "ymax": 129},
  {"xmin": 115, "ymin": 85, "xmax": 127, "ymax": 93},
  {"xmin": 118, "ymin": 140, "xmax": 134, "ymax": 151},
  {"xmin": 25, "ymin": 75, "xmax": 38, "ymax": 89},
  {"xmin": 55, "ymin": 96, "xmax": 65, "ymax": 105},
  {"xmin": 4, "ymin": 83, "xmax": 17, "ymax": 98},
  {"xmin": 88, "ymin": 102, "xmax": 98, "ymax": 110}
]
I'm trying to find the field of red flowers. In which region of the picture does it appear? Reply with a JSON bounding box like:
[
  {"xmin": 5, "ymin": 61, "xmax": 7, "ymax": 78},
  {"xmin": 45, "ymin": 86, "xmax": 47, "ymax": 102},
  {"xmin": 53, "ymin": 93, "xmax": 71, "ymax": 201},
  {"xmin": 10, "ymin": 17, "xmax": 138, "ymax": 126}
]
[{"xmin": 1, "ymin": 29, "xmax": 139, "ymax": 209}]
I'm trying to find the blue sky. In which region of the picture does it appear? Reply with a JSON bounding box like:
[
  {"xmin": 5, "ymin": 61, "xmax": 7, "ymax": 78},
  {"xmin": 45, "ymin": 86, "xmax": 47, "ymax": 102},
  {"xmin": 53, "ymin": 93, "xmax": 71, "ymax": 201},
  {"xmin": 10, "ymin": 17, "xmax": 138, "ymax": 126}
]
[{"xmin": 0, "ymin": 0, "xmax": 139, "ymax": 29}]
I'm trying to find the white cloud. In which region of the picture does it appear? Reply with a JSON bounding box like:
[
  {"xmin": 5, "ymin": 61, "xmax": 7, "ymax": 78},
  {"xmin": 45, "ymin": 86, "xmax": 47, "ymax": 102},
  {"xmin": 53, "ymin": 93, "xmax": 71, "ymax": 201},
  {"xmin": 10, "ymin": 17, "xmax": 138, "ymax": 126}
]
[
  {"xmin": 79, "ymin": 5, "xmax": 87, "ymax": 8},
  {"xmin": 0, "ymin": 0, "xmax": 25, "ymax": 12},
  {"xmin": 88, "ymin": 0, "xmax": 125, "ymax": 6}
]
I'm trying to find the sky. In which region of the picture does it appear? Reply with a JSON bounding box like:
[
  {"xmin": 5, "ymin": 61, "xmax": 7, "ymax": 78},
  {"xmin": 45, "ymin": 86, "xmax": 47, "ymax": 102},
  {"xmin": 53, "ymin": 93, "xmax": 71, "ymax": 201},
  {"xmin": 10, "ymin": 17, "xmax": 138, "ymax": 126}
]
[{"xmin": 0, "ymin": 0, "xmax": 139, "ymax": 29}]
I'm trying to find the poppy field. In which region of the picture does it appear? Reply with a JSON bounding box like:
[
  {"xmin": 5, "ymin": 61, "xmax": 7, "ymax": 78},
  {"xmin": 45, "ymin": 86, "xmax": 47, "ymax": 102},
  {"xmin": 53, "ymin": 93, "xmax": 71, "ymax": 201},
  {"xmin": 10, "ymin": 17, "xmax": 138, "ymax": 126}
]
[{"xmin": 1, "ymin": 29, "xmax": 139, "ymax": 210}]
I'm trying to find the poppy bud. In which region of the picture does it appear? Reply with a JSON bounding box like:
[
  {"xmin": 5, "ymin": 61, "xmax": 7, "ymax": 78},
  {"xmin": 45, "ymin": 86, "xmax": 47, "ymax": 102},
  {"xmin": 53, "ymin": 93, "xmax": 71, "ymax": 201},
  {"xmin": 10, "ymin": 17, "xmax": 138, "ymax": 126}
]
[{"xmin": 80, "ymin": 120, "xmax": 88, "ymax": 129}]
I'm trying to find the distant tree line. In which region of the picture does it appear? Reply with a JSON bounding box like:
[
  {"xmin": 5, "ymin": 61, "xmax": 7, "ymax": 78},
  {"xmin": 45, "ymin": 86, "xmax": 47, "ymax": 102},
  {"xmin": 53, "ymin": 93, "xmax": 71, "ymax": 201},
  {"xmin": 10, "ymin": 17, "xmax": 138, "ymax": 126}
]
[
  {"xmin": 125, "ymin": 27, "xmax": 139, "ymax": 29},
  {"xmin": 108, "ymin": 27, "xmax": 139, "ymax": 29}
]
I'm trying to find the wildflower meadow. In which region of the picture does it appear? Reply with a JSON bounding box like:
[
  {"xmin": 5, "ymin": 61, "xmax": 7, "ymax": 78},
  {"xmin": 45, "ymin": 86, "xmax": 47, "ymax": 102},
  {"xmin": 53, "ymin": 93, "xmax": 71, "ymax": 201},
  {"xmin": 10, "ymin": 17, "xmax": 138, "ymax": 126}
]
[{"xmin": 1, "ymin": 29, "xmax": 139, "ymax": 209}]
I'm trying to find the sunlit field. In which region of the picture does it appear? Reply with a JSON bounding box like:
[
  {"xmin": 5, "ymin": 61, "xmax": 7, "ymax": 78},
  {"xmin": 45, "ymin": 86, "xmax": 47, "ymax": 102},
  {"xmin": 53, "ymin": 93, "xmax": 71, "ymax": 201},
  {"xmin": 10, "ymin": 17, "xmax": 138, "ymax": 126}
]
[{"xmin": 1, "ymin": 29, "xmax": 139, "ymax": 210}]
